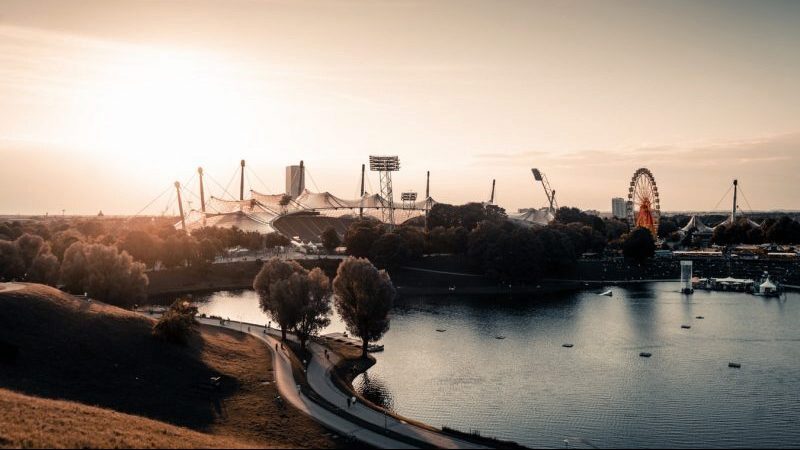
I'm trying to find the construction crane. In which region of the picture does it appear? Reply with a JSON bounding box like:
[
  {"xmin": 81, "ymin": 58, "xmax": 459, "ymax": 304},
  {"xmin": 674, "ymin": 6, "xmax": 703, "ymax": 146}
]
[{"xmin": 531, "ymin": 168, "xmax": 558, "ymax": 214}]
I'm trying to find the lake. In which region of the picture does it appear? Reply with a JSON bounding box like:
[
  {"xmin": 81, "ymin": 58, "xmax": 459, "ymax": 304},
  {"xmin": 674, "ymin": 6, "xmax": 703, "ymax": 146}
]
[{"xmin": 187, "ymin": 283, "xmax": 800, "ymax": 448}]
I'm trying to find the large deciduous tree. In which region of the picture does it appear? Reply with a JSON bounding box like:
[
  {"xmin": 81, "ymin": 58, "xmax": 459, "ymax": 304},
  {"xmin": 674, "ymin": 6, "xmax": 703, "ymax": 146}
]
[
  {"xmin": 60, "ymin": 242, "xmax": 148, "ymax": 308},
  {"xmin": 283, "ymin": 268, "xmax": 332, "ymax": 350},
  {"xmin": 333, "ymin": 257, "xmax": 396, "ymax": 358},
  {"xmin": 253, "ymin": 257, "xmax": 307, "ymax": 341}
]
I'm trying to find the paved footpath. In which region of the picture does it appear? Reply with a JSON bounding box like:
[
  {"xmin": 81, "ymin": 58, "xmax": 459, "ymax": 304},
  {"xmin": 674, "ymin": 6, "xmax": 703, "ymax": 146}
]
[{"xmin": 199, "ymin": 318, "xmax": 487, "ymax": 449}]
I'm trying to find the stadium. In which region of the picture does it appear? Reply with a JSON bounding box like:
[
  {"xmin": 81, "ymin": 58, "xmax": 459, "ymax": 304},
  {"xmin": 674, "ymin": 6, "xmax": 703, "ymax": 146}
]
[{"xmin": 177, "ymin": 159, "xmax": 436, "ymax": 243}]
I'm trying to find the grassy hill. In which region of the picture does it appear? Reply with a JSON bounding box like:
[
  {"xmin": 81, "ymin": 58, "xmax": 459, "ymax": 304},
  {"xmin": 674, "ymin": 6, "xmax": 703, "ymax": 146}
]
[
  {"xmin": 0, "ymin": 387, "xmax": 254, "ymax": 448},
  {"xmin": 0, "ymin": 283, "xmax": 339, "ymax": 448}
]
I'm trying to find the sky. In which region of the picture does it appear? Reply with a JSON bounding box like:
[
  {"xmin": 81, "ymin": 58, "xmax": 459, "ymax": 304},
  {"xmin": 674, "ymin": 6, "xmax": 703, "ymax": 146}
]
[{"xmin": 0, "ymin": 0, "xmax": 799, "ymax": 215}]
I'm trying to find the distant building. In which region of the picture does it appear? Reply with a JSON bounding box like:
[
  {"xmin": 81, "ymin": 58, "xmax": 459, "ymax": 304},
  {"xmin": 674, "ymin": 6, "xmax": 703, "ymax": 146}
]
[
  {"xmin": 612, "ymin": 197, "xmax": 626, "ymax": 219},
  {"xmin": 285, "ymin": 165, "xmax": 305, "ymax": 198}
]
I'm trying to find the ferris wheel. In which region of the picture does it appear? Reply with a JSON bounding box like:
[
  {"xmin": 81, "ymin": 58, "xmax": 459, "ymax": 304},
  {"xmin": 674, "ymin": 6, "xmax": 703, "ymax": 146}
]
[{"xmin": 626, "ymin": 168, "xmax": 660, "ymax": 238}]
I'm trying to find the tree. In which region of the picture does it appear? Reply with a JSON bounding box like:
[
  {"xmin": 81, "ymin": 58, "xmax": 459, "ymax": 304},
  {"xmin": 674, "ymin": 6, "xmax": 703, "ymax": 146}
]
[
  {"xmin": 120, "ymin": 230, "xmax": 160, "ymax": 267},
  {"xmin": 50, "ymin": 229, "xmax": 84, "ymax": 261},
  {"xmin": 333, "ymin": 257, "xmax": 395, "ymax": 358},
  {"xmin": 60, "ymin": 242, "xmax": 148, "ymax": 308},
  {"xmin": 291, "ymin": 268, "xmax": 332, "ymax": 350},
  {"xmin": 343, "ymin": 219, "xmax": 383, "ymax": 257},
  {"xmin": 320, "ymin": 227, "xmax": 341, "ymax": 254},
  {"xmin": 14, "ymin": 233, "xmax": 45, "ymax": 270},
  {"xmin": 0, "ymin": 240, "xmax": 25, "ymax": 281},
  {"xmin": 253, "ymin": 257, "xmax": 307, "ymax": 341},
  {"xmin": 369, "ymin": 232, "xmax": 411, "ymax": 269},
  {"xmin": 264, "ymin": 232, "xmax": 291, "ymax": 249},
  {"xmin": 657, "ymin": 218, "xmax": 679, "ymax": 239},
  {"xmin": 623, "ymin": 227, "xmax": 656, "ymax": 263},
  {"xmin": 764, "ymin": 216, "xmax": 800, "ymax": 244},
  {"xmin": 60, "ymin": 242, "xmax": 89, "ymax": 292},
  {"xmin": 28, "ymin": 251, "xmax": 60, "ymax": 286}
]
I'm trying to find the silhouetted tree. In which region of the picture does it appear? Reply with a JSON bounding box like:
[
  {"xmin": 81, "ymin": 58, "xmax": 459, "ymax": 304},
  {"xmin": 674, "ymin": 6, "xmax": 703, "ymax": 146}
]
[
  {"xmin": 28, "ymin": 251, "xmax": 60, "ymax": 286},
  {"xmin": 369, "ymin": 232, "xmax": 412, "ymax": 269},
  {"xmin": 623, "ymin": 227, "xmax": 656, "ymax": 263},
  {"xmin": 264, "ymin": 232, "xmax": 291, "ymax": 249},
  {"xmin": 292, "ymin": 268, "xmax": 332, "ymax": 351},
  {"xmin": 253, "ymin": 257, "xmax": 307, "ymax": 341},
  {"xmin": 343, "ymin": 219, "xmax": 383, "ymax": 258},
  {"xmin": 333, "ymin": 257, "xmax": 395, "ymax": 358},
  {"xmin": 764, "ymin": 216, "xmax": 800, "ymax": 244},
  {"xmin": 0, "ymin": 240, "xmax": 25, "ymax": 281},
  {"xmin": 320, "ymin": 227, "xmax": 341, "ymax": 254},
  {"xmin": 60, "ymin": 242, "xmax": 148, "ymax": 307},
  {"xmin": 120, "ymin": 230, "xmax": 160, "ymax": 267}
]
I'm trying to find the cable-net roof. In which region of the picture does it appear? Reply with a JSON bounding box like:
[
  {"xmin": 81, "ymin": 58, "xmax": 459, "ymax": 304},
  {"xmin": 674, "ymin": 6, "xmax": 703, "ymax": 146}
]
[
  {"xmin": 508, "ymin": 208, "xmax": 554, "ymax": 227},
  {"xmin": 181, "ymin": 209, "xmax": 277, "ymax": 234},
  {"xmin": 681, "ymin": 215, "xmax": 713, "ymax": 234},
  {"xmin": 715, "ymin": 215, "xmax": 760, "ymax": 229}
]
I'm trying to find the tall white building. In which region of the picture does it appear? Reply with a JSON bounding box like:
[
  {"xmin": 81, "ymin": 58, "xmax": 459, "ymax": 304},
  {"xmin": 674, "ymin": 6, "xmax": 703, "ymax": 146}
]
[
  {"xmin": 612, "ymin": 197, "xmax": 627, "ymax": 219},
  {"xmin": 285, "ymin": 165, "xmax": 305, "ymax": 198}
]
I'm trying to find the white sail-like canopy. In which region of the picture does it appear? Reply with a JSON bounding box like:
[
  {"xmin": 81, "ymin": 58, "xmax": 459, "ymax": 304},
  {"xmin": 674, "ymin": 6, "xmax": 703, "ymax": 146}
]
[
  {"xmin": 508, "ymin": 208, "xmax": 554, "ymax": 227},
  {"xmin": 681, "ymin": 215, "xmax": 713, "ymax": 234},
  {"xmin": 715, "ymin": 215, "xmax": 760, "ymax": 229}
]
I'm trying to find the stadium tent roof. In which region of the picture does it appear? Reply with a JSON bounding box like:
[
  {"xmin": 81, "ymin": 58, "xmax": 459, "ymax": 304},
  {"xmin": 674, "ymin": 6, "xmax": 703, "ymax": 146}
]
[
  {"xmin": 681, "ymin": 215, "xmax": 713, "ymax": 234},
  {"xmin": 182, "ymin": 209, "xmax": 277, "ymax": 234},
  {"xmin": 508, "ymin": 208, "xmax": 554, "ymax": 227},
  {"xmin": 715, "ymin": 215, "xmax": 760, "ymax": 229},
  {"xmin": 249, "ymin": 190, "xmax": 304, "ymax": 212},
  {"xmin": 177, "ymin": 189, "xmax": 436, "ymax": 233},
  {"xmin": 206, "ymin": 196, "xmax": 281, "ymax": 216}
]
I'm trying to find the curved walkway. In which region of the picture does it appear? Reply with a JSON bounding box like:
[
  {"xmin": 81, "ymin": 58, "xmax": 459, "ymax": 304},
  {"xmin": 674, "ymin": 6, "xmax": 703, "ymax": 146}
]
[{"xmin": 199, "ymin": 318, "xmax": 486, "ymax": 449}]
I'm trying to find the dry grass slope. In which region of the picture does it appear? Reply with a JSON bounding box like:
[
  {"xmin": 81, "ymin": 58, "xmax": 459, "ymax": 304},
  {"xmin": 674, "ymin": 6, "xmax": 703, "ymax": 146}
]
[
  {"xmin": 0, "ymin": 388, "xmax": 255, "ymax": 449},
  {"xmin": 0, "ymin": 283, "xmax": 339, "ymax": 448}
]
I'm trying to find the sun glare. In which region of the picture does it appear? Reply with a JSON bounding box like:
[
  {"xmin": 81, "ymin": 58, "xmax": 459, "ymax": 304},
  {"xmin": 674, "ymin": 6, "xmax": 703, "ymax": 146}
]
[{"xmin": 87, "ymin": 49, "xmax": 260, "ymax": 165}]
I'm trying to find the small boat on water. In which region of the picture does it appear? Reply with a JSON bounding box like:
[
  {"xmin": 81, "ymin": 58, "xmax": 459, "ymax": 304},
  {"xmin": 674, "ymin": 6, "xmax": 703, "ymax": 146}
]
[
  {"xmin": 598, "ymin": 290, "xmax": 613, "ymax": 297},
  {"xmin": 728, "ymin": 362, "xmax": 741, "ymax": 369},
  {"xmin": 495, "ymin": 336, "xmax": 506, "ymax": 340},
  {"xmin": 639, "ymin": 352, "xmax": 652, "ymax": 358},
  {"xmin": 695, "ymin": 316, "xmax": 704, "ymax": 319},
  {"xmin": 681, "ymin": 325, "xmax": 691, "ymax": 329},
  {"xmin": 562, "ymin": 343, "xmax": 574, "ymax": 348},
  {"xmin": 367, "ymin": 344, "xmax": 384, "ymax": 353},
  {"xmin": 436, "ymin": 329, "xmax": 446, "ymax": 333}
]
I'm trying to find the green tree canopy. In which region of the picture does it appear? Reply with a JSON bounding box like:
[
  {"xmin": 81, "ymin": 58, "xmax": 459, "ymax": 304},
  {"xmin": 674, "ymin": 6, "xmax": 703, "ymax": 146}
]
[{"xmin": 333, "ymin": 257, "xmax": 396, "ymax": 358}]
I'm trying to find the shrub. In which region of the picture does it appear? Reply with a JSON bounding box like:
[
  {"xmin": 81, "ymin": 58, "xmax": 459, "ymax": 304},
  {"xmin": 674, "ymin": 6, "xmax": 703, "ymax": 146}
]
[{"xmin": 153, "ymin": 299, "xmax": 199, "ymax": 345}]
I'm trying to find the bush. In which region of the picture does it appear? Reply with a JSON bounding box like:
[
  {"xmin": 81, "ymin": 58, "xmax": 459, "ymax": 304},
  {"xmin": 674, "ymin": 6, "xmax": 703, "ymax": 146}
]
[{"xmin": 153, "ymin": 299, "xmax": 199, "ymax": 345}]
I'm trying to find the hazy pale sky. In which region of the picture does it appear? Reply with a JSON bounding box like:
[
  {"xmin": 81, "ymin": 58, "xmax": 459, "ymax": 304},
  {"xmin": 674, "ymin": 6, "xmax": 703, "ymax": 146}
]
[{"xmin": 1, "ymin": 0, "xmax": 799, "ymax": 215}]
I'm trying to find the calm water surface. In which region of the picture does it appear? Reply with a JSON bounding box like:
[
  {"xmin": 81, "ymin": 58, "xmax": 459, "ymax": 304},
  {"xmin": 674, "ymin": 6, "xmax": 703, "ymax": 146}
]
[{"xmin": 190, "ymin": 283, "xmax": 800, "ymax": 448}]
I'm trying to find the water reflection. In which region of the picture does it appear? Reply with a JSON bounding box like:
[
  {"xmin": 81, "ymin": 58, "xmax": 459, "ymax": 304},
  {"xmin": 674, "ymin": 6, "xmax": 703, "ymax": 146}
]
[{"xmin": 354, "ymin": 372, "xmax": 395, "ymax": 411}]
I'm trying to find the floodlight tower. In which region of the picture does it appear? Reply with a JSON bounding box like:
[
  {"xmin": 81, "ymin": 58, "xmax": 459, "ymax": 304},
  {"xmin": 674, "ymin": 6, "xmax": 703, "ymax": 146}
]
[
  {"xmin": 531, "ymin": 168, "xmax": 558, "ymax": 215},
  {"xmin": 369, "ymin": 155, "xmax": 400, "ymax": 229},
  {"xmin": 401, "ymin": 191, "xmax": 418, "ymax": 210}
]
